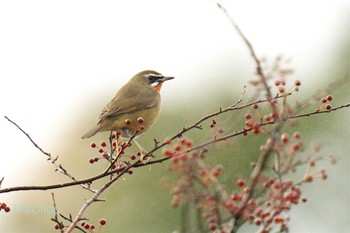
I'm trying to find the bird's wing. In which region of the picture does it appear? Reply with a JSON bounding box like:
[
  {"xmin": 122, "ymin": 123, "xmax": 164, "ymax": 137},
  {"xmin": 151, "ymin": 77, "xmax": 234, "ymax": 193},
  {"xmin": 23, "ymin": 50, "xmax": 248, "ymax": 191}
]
[{"xmin": 98, "ymin": 83, "xmax": 158, "ymax": 121}]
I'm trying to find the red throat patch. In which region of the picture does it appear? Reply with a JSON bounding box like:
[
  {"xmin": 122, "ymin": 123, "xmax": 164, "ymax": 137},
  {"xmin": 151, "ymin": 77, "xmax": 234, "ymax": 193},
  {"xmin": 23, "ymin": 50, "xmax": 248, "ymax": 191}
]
[{"xmin": 155, "ymin": 83, "xmax": 163, "ymax": 92}]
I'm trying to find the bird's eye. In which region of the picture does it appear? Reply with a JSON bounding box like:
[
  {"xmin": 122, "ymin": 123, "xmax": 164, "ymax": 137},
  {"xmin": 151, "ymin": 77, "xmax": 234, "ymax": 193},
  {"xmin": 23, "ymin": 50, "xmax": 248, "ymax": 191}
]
[{"xmin": 146, "ymin": 74, "xmax": 162, "ymax": 83}]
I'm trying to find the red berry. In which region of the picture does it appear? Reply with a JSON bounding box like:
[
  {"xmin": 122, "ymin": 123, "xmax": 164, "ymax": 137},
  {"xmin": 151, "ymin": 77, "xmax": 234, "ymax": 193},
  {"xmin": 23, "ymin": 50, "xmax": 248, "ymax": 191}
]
[
  {"xmin": 81, "ymin": 221, "xmax": 86, "ymax": 227},
  {"xmin": 281, "ymin": 133, "xmax": 289, "ymax": 143},
  {"xmin": 101, "ymin": 141, "xmax": 107, "ymax": 147},
  {"xmin": 252, "ymin": 122, "xmax": 260, "ymax": 129},
  {"xmin": 174, "ymin": 145, "xmax": 181, "ymax": 151},
  {"xmin": 231, "ymin": 193, "xmax": 242, "ymax": 201},
  {"xmin": 4, "ymin": 206, "xmax": 10, "ymax": 213},
  {"xmin": 322, "ymin": 98, "xmax": 327, "ymax": 103},
  {"xmin": 252, "ymin": 127, "xmax": 260, "ymax": 134},
  {"xmin": 253, "ymin": 104, "xmax": 259, "ymax": 109},
  {"xmin": 0, "ymin": 203, "xmax": 7, "ymax": 209},
  {"xmin": 264, "ymin": 115, "xmax": 272, "ymax": 122},
  {"xmin": 274, "ymin": 80, "xmax": 281, "ymax": 86},
  {"xmin": 245, "ymin": 113, "xmax": 252, "ymax": 120},
  {"xmin": 292, "ymin": 144, "xmax": 300, "ymax": 152},
  {"xmin": 130, "ymin": 155, "xmax": 136, "ymax": 160},
  {"xmin": 98, "ymin": 148, "xmax": 104, "ymax": 153},
  {"xmin": 254, "ymin": 218, "xmax": 262, "ymax": 226},
  {"xmin": 301, "ymin": 197, "xmax": 307, "ymax": 203},
  {"xmin": 208, "ymin": 223, "xmax": 217, "ymax": 231},
  {"xmin": 128, "ymin": 170, "xmax": 133, "ymax": 175},
  {"xmin": 90, "ymin": 224, "xmax": 95, "ymax": 230},
  {"xmin": 100, "ymin": 219, "xmax": 107, "ymax": 225},
  {"xmin": 279, "ymin": 86, "xmax": 285, "ymax": 93},
  {"xmin": 293, "ymin": 132, "xmax": 300, "ymax": 139},
  {"xmin": 164, "ymin": 139, "xmax": 172, "ymax": 145},
  {"xmin": 94, "ymin": 157, "xmax": 99, "ymax": 162},
  {"xmin": 326, "ymin": 95, "xmax": 333, "ymax": 101},
  {"xmin": 294, "ymin": 80, "xmax": 301, "ymax": 86},
  {"xmin": 245, "ymin": 120, "xmax": 253, "ymax": 127},
  {"xmin": 184, "ymin": 139, "xmax": 193, "ymax": 147},
  {"xmin": 112, "ymin": 141, "xmax": 117, "ymax": 147},
  {"xmin": 54, "ymin": 224, "xmax": 60, "ymax": 230},
  {"xmin": 89, "ymin": 158, "xmax": 95, "ymax": 164},
  {"xmin": 236, "ymin": 179, "xmax": 245, "ymax": 187},
  {"xmin": 325, "ymin": 104, "xmax": 331, "ymax": 110},
  {"xmin": 320, "ymin": 168, "xmax": 327, "ymax": 180},
  {"xmin": 309, "ymin": 159, "xmax": 316, "ymax": 167},
  {"xmin": 124, "ymin": 119, "xmax": 131, "ymax": 125},
  {"xmin": 305, "ymin": 174, "xmax": 313, "ymax": 183},
  {"xmin": 137, "ymin": 117, "xmax": 144, "ymax": 124},
  {"xmin": 90, "ymin": 143, "xmax": 97, "ymax": 148},
  {"xmin": 84, "ymin": 223, "xmax": 90, "ymax": 229}
]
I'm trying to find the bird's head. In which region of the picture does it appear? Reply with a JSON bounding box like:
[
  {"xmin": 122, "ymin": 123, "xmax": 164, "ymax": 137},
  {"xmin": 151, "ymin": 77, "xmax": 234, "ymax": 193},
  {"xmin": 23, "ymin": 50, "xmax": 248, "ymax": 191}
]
[{"xmin": 131, "ymin": 70, "xmax": 174, "ymax": 92}]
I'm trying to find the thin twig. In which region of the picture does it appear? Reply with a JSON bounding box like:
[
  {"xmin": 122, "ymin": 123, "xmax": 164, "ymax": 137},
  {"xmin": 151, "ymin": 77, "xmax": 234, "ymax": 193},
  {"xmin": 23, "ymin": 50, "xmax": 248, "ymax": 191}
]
[
  {"xmin": 217, "ymin": 3, "xmax": 272, "ymax": 100},
  {"xmin": 51, "ymin": 193, "xmax": 64, "ymax": 233},
  {"xmin": 286, "ymin": 103, "xmax": 350, "ymax": 119},
  {"xmin": 4, "ymin": 116, "xmax": 74, "ymax": 181}
]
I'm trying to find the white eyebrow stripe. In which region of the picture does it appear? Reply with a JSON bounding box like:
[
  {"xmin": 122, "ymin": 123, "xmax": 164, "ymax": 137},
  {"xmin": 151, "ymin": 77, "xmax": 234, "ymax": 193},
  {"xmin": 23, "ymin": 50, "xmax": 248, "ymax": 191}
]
[{"xmin": 145, "ymin": 74, "xmax": 163, "ymax": 78}]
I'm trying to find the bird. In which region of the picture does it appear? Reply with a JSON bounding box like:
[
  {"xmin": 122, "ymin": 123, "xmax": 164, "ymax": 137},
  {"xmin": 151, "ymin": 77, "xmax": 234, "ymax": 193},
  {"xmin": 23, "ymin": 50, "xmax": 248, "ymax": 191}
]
[{"xmin": 81, "ymin": 70, "xmax": 174, "ymax": 140}]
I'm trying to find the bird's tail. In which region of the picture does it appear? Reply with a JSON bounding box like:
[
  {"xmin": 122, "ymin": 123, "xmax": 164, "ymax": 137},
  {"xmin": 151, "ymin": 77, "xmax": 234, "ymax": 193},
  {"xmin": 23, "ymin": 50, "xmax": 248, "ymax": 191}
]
[{"xmin": 81, "ymin": 124, "xmax": 102, "ymax": 139}]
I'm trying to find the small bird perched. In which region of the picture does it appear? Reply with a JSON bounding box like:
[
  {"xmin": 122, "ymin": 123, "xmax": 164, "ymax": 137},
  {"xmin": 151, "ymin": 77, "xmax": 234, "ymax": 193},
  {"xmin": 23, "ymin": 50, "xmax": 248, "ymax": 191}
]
[{"xmin": 81, "ymin": 70, "xmax": 174, "ymax": 139}]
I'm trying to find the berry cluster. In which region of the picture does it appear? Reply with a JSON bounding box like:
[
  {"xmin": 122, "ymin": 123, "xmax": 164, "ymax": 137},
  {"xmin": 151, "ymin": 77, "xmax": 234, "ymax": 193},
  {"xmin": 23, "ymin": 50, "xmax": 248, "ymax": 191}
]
[
  {"xmin": 54, "ymin": 218, "xmax": 107, "ymax": 232},
  {"xmin": 209, "ymin": 119, "xmax": 225, "ymax": 137},
  {"xmin": 244, "ymin": 111, "xmax": 262, "ymax": 135},
  {"xmin": 251, "ymin": 179, "xmax": 304, "ymax": 232},
  {"xmin": 0, "ymin": 202, "xmax": 10, "ymax": 213},
  {"xmin": 87, "ymin": 117, "xmax": 147, "ymax": 172},
  {"xmin": 162, "ymin": 137, "xmax": 193, "ymax": 161},
  {"xmin": 167, "ymin": 109, "xmax": 334, "ymax": 233},
  {"xmin": 318, "ymin": 95, "xmax": 333, "ymax": 111}
]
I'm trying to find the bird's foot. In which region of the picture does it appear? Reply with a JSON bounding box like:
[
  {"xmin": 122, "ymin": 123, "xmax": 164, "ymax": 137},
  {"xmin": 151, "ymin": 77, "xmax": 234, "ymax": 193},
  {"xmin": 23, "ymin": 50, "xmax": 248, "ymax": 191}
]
[{"xmin": 139, "ymin": 151, "xmax": 154, "ymax": 164}]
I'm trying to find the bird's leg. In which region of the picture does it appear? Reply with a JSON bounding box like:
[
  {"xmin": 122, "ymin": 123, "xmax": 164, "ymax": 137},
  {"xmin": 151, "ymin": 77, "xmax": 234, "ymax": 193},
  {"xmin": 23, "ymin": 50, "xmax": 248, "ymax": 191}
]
[{"xmin": 132, "ymin": 139, "xmax": 152, "ymax": 164}]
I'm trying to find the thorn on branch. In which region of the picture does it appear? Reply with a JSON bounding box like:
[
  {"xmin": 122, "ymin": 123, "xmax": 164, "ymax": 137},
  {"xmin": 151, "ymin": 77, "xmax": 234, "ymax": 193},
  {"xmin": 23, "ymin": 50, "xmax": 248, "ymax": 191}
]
[
  {"xmin": 52, "ymin": 156, "xmax": 59, "ymax": 163},
  {"xmin": 0, "ymin": 177, "xmax": 4, "ymax": 188},
  {"xmin": 93, "ymin": 198, "xmax": 106, "ymax": 202},
  {"xmin": 194, "ymin": 125, "xmax": 203, "ymax": 130},
  {"xmin": 153, "ymin": 138, "xmax": 160, "ymax": 147}
]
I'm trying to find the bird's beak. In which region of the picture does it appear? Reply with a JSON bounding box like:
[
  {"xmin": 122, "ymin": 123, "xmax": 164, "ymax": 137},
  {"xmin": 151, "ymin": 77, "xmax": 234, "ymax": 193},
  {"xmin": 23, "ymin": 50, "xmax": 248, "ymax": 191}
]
[{"xmin": 159, "ymin": 76, "xmax": 174, "ymax": 82}]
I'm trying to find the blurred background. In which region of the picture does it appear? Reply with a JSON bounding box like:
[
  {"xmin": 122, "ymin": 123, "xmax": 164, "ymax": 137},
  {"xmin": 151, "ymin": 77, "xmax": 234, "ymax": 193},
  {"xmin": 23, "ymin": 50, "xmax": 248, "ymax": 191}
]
[{"xmin": 0, "ymin": 0, "xmax": 349, "ymax": 232}]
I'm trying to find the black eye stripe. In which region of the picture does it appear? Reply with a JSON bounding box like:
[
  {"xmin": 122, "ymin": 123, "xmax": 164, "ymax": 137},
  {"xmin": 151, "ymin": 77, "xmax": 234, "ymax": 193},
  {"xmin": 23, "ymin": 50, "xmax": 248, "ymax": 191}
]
[{"xmin": 146, "ymin": 74, "xmax": 163, "ymax": 83}]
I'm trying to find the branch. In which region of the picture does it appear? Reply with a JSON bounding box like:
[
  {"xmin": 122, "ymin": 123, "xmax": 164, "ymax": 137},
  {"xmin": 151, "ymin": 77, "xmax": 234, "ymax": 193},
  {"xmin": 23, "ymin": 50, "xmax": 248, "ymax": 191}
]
[
  {"xmin": 4, "ymin": 116, "xmax": 75, "ymax": 179},
  {"xmin": 65, "ymin": 160, "xmax": 139, "ymax": 232},
  {"xmin": 2, "ymin": 102, "xmax": 348, "ymax": 195},
  {"xmin": 287, "ymin": 103, "xmax": 350, "ymax": 119},
  {"xmin": 51, "ymin": 193, "xmax": 65, "ymax": 233},
  {"xmin": 217, "ymin": 3, "xmax": 272, "ymax": 100},
  {"xmin": 0, "ymin": 94, "xmax": 287, "ymax": 194}
]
